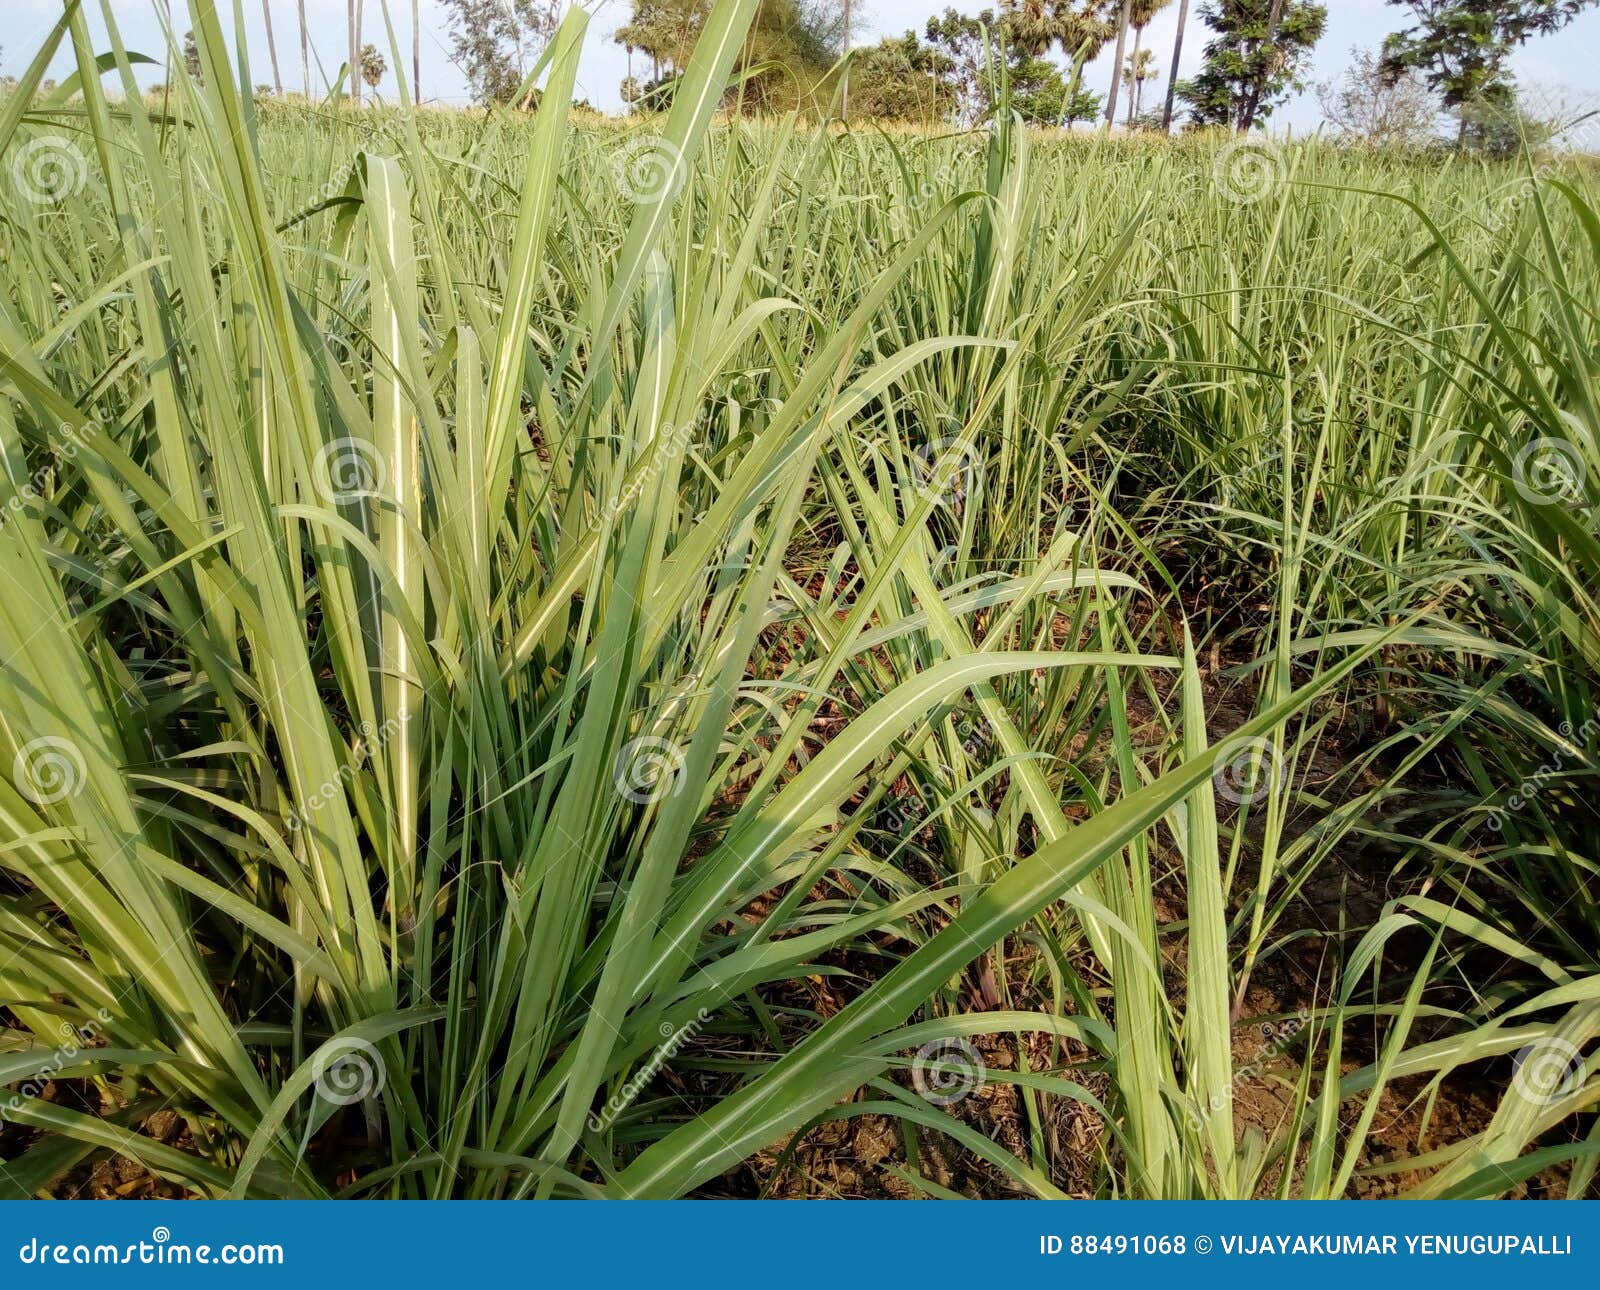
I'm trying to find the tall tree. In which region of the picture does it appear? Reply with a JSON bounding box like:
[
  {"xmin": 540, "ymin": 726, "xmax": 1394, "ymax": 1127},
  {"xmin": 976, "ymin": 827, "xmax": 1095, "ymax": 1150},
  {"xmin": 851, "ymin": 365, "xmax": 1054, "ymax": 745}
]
[
  {"xmin": 921, "ymin": 5, "xmax": 1107, "ymax": 123},
  {"xmin": 348, "ymin": 0, "xmax": 360, "ymax": 105},
  {"xmin": 925, "ymin": 2, "xmax": 1110, "ymax": 121},
  {"xmin": 1003, "ymin": 0, "xmax": 1111, "ymax": 56},
  {"xmin": 1237, "ymin": 0, "xmax": 1281, "ymax": 128},
  {"xmin": 261, "ymin": 0, "xmax": 283, "ymax": 93},
  {"xmin": 361, "ymin": 42, "xmax": 387, "ymax": 91},
  {"xmin": 298, "ymin": 0, "xmax": 309, "ymax": 94},
  {"xmin": 1380, "ymin": 1, "xmax": 1599, "ymax": 121},
  {"xmin": 615, "ymin": 0, "xmax": 848, "ymax": 114},
  {"xmin": 924, "ymin": 7, "xmax": 990, "ymax": 120},
  {"xmin": 1316, "ymin": 45, "xmax": 1437, "ymax": 145},
  {"xmin": 614, "ymin": 0, "xmax": 706, "ymax": 93},
  {"xmin": 1161, "ymin": 0, "xmax": 1189, "ymax": 128},
  {"xmin": 1123, "ymin": 45, "xmax": 1158, "ymax": 119},
  {"xmin": 740, "ymin": 0, "xmax": 849, "ymax": 111},
  {"xmin": 1177, "ymin": 0, "xmax": 1325, "ymax": 130},
  {"xmin": 442, "ymin": 0, "xmax": 561, "ymax": 104},
  {"xmin": 843, "ymin": 30, "xmax": 958, "ymax": 120},
  {"xmin": 1014, "ymin": 48, "xmax": 1104, "ymax": 120},
  {"xmin": 1104, "ymin": 0, "xmax": 1131, "ymax": 123},
  {"xmin": 841, "ymin": 0, "xmax": 851, "ymax": 114},
  {"xmin": 1122, "ymin": 0, "xmax": 1172, "ymax": 122}
]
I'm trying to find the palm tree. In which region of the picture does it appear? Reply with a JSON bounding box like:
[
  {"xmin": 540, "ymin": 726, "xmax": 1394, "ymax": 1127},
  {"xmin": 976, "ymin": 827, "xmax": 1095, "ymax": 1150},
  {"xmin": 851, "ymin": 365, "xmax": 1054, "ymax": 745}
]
[
  {"xmin": 1004, "ymin": 0, "xmax": 1110, "ymax": 60},
  {"xmin": 261, "ymin": 1, "xmax": 283, "ymax": 94},
  {"xmin": 1125, "ymin": 0, "xmax": 1170, "ymax": 107},
  {"xmin": 1122, "ymin": 46, "xmax": 1158, "ymax": 121},
  {"xmin": 1161, "ymin": 0, "xmax": 1189, "ymax": 131},
  {"xmin": 1108, "ymin": 0, "xmax": 1170, "ymax": 124},
  {"xmin": 1006, "ymin": 0, "xmax": 1058, "ymax": 54},
  {"xmin": 298, "ymin": 0, "xmax": 309, "ymax": 96},
  {"xmin": 1103, "ymin": 0, "xmax": 1131, "ymax": 124},
  {"xmin": 346, "ymin": 0, "xmax": 366, "ymax": 106},
  {"xmin": 182, "ymin": 29, "xmax": 203, "ymax": 82},
  {"xmin": 361, "ymin": 42, "xmax": 387, "ymax": 93}
]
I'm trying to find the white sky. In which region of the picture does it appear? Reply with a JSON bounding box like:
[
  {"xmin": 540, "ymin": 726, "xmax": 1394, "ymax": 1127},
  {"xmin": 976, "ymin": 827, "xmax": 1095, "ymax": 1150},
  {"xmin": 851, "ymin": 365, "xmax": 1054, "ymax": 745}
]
[{"xmin": 8, "ymin": 0, "xmax": 1600, "ymax": 129}]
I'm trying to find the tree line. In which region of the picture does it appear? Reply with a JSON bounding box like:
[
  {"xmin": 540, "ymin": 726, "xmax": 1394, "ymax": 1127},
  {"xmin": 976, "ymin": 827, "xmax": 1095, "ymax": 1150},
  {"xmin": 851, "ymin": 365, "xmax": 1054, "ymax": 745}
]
[
  {"xmin": 96, "ymin": 1, "xmax": 1596, "ymax": 148},
  {"xmin": 602, "ymin": 0, "xmax": 1597, "ymax": 143}
]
